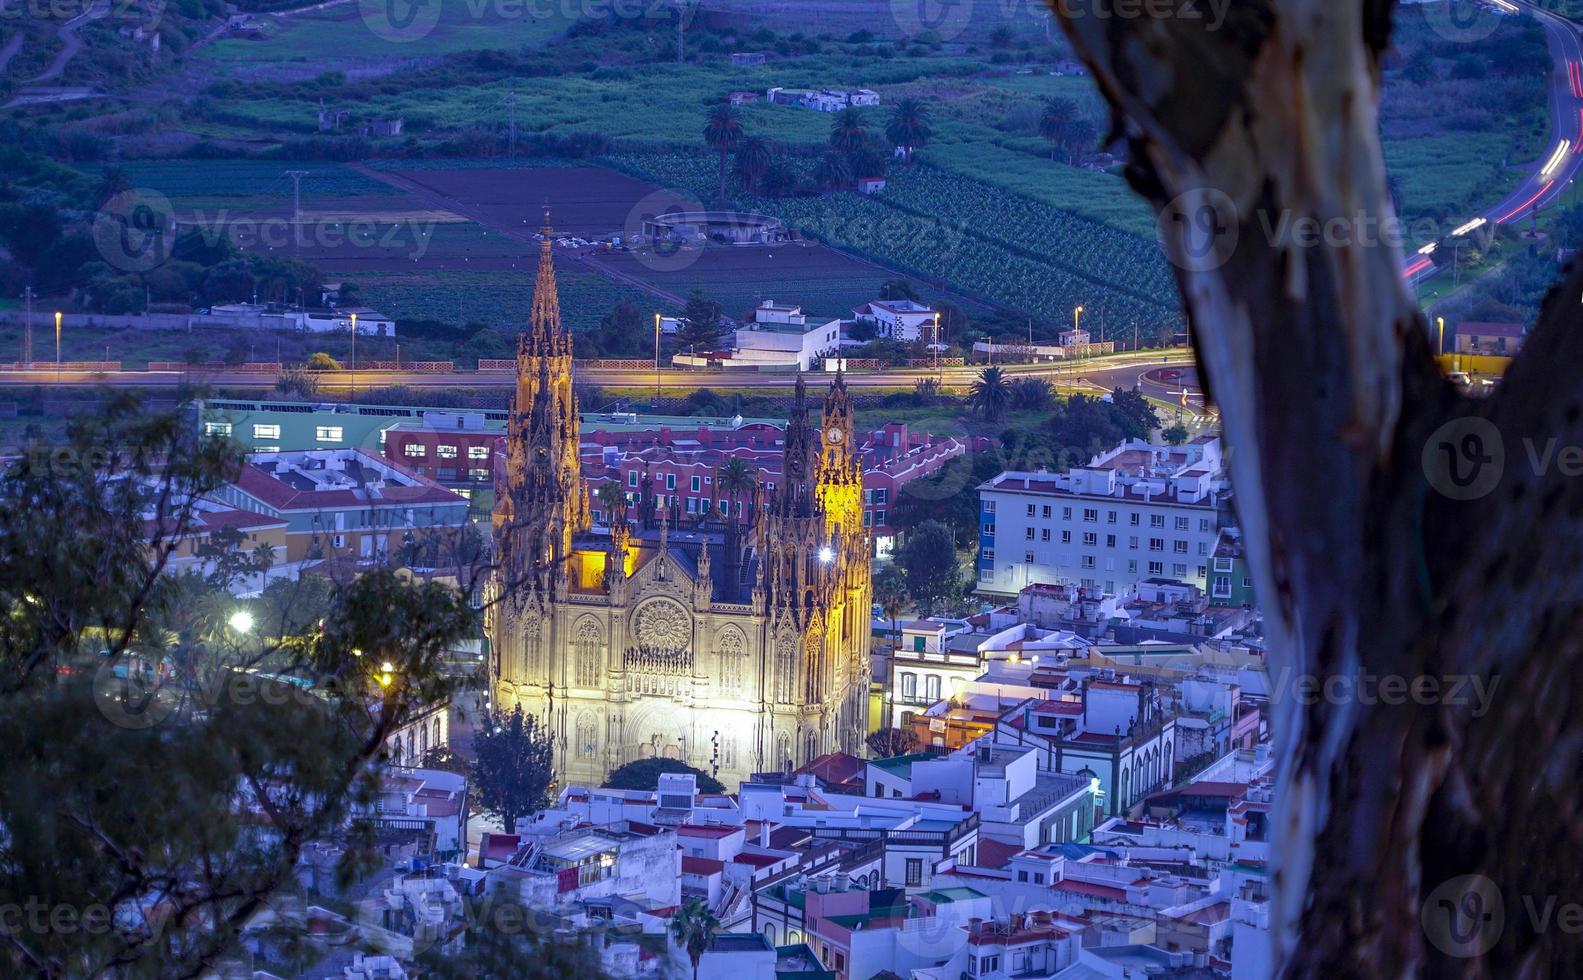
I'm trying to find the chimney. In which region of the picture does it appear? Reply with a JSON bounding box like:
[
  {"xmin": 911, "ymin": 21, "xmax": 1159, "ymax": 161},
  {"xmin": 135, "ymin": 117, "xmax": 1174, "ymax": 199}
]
[{"xmin": 758, "ymin": 822, "xmax": 769, "ymax": 847}]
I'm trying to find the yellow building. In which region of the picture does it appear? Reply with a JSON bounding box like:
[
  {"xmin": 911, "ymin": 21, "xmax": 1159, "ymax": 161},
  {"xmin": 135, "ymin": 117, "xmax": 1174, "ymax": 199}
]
[{"xmin": 486, "ymin": 215, "xmax": 873, "ymax": 789}]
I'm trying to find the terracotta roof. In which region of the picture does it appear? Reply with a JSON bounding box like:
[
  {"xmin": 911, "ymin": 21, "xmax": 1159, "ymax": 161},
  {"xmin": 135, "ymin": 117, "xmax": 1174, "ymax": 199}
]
[
  {"xmin": 682, "ymin": 856, "xmax": 725, "ymax": 876},
  {"xmin": 678, "ymin": 824, "xmax": 740, "ymax": 839}
]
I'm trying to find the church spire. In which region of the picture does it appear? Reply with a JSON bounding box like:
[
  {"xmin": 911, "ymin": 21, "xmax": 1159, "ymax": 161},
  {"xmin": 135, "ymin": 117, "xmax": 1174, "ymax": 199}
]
[
  {"xmin": 494, "ymin": 205, "xmax": 588, "ymax": 597},
  {"xmin": 525, "ymin": 202, "xmax": 567, "ymax": 358}
]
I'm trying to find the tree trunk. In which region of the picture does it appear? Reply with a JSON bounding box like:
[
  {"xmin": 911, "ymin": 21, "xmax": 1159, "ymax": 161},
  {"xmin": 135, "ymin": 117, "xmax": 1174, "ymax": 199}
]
[
  {"xmin": 1046, "ymin": 0, "xmax": 1583, "ymax": 974},
  {"xmin": 717, "ymin": 148, "xmax": 727, "ymax": 208}
]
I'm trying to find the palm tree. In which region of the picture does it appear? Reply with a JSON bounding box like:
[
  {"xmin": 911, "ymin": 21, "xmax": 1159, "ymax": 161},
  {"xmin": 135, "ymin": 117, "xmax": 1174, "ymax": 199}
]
[
  {"xmin": 885, "ymin": 97, "xmax": 932, "ymax": 163},
  {"xmin": 670, "ymin": 898, "xmax": 720, "ymax": 980},
  {"xmin": 828, "ymin": 106, "xmax": 870, "ymax": 155},
  {"xmin": 1038, "ymin": 97, "xmax": 1077, "ymax": 161},
  {"xmin": 715, "ymin": 457, "xmax": 755, "ymax": 527},
  {"xmin": 813, "ymin": 150, "xmax": 854, "ymax": 192},
  {"xmin": 970, "ymin": 366, "xmax": 1012, "ymax": 421},
  {"xmin": 596, "ymin": 480, "xmax": 627, "ymax": 524},
  {"xmin": 874, "ymin": 563, "xmax": 909, "ymax": 650},
  {"xmin": 733, "ymin": 135, "xmax": 773, "ymax": 195},
  {"xmin": 1009, "ymin": 376, "xmax": 1055, "ymax": 411},
  {"xmin": 702, "ymin": 103, "xmax": 744, "ymax": 207}
]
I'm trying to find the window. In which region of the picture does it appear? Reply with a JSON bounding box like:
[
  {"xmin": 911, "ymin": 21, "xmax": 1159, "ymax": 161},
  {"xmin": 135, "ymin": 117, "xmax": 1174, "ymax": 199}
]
[
  {"xmin": 1060, "ymin": 530, "xmax": 1071, "ymax": 544},
  {"xmin": 468, "ymin": 446, "xmax": 489, "ymax": 460},
  {"xmin": 1081, "ymin": 556, "xmax": 1095, "ymax": 569},
  {"xmin": 1106, "ymin": 534, "xmax": 1116, "ymax": 547},
  {"xmin": 1175, "ymin": 516, "xmax": 1190, "ymax": 530},
  {"xmin": 690, "ymin": 475, "xmax": 701, "ymax": 492},
  {"xmin": 1083, "ymin": 507, "xmax": 1098, "ymax": 522},
  {"xmin": 1017, "ymin": 870, "xmax": 1029, "ymax": 882},
  {"xmin": 984, "ymin": 500, "xmax": 995, "ymax": 514},
  {"xmin": 1062, "ymin": 506, "xmax": 1072, "ymax": 520},
  {"xmin": 686, "ymin": 497, "xmax": 697, "ymax": 514},
  {"xmin": 665, "ymin": 473, "xmax": 676, "ymax": 490},
  {"xmin": 1107, "ymin": 510, "xmax": 1117, "ymax": 524},
  {"xmin": 627, "ymin": 470, "xmax": 638, "ymax": 488},
  {"xmin": 469, "ymin": 468, "xmax": 489, "ymax": 482},
  {"xmin": 1041, "ymin": 505, "xmax": 1052, "ymax": 518},
  {"xmin": 204, "ymin": 422, "xmax": 232, "ymax": 437},
  {"xmin": 1128, "ymin": 560, "xmax": 1138, "ymax": 573},
  {"xmin": 1173, "ymin": 562, "xmax": 1189, "ymax": 577},
  {"xmin": 1024, "ymin": 551, "xmax": 1034, "ymax": 563},
  {"xmin": 1082, "ymin": 532, "xmax": 1097, "ymax": 546},
  {"xmin": 252, "ymin": 423, "xmax": 279, "ymax": 440},
  {"xmin": 1040, "ymin": 529, "xmax": 1051, "ymax": 542},
  {"xmin": 875, "ymin": 509, "xmax": 886, "ymax": 524},
  {"xmin": 1174, "ymin": 540, "xmax": 1188, "ymax": 554},
  {"xmin": 437, "ymin": 444, "xmax": 458, "ymax": 459},
  {"xmin": 1129, "ymin": 536, "xmax": 1139, "ymax": 549},
  {"xmin": 975, "ymin": 954, "xmax": 1000, "ymax": 976},
  {"xmin": 979, "ymin": 568, "xmax": 993, "ymax": 581},
  {"xmin": 905, "ymin": 859, "xmax": 923, "ymax": 887},
  {"xmin": 925, "ymin": 675, "xmax": 940, "ymax": 701},
  {"xmin": 874, "ymin": 488, "xmax": 888, "ymax": 503},
  {"xmin": 1149, "ymin": 538, "xmax": 1164, "ymax": 552},
  {"xmin": 1149, "ymin": 561, "xmax": 1164, "ymax": 575},
  {"xmin": 1200, "ymin": 518, "xmax": 1212, "ymax": 532},
  {"xmin": 404, "ymin": 443, "xmax": 426, "ymax": 458},
  {"xmin": 1198, "ymin": 542, "xmax": 1209, "ymax": 555},
  {"xmin": 982, "ymin": 548, "xmax": 995, "ymax": 563},
  {"xmin": 1026, "ymin": 503, "xmax": 1036, "ymax": 517},
  {"xmin": 1025, "ymin": 527, "xmax": 1035, "ymax": 540},
  {"xmin": 1213, "ymin": 575, "xmax": 1231, "ymax": 598},
  {"xmin": 983, "ymin": 522, "xmax": 996, "ymax": 535},
  {"xmin": 315, "ymin": 426, "xmax": 342, "ymax": 442},
  {"xmin": 863, "ymin": 512, "xmax": 872, "ymax": 527},
  {"xmin": 1150, "ymin": 514, "xmax": 1165, "ymax": 528},
  {"xmin": 864, "ymin": 489, "xmax": 874, "ymax": 504},
  {"xmin": 1214, "ymin": 557, "xmax": 1233, "ymax": 572}
]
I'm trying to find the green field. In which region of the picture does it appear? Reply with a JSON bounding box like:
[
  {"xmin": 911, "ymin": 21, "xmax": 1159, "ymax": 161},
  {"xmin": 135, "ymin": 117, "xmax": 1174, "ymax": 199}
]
[
  {"xmin": 359, "ymin": 266, "xmax": 671, "ymax": 337},
  {"xmin": 198, "ymin": 0, "xmax": 575, "ymax": 63}
]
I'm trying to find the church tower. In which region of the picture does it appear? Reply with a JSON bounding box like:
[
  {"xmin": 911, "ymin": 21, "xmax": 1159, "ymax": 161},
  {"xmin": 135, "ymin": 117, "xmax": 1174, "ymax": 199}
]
[{"xmin": 492, "ymin": 207, "xmax": 590, "ymax": 600}]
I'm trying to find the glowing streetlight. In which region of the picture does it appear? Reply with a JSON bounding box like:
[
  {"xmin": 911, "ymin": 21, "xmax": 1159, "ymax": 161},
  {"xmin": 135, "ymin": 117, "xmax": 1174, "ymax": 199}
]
[
  {"xmin": 377, "ymin": 660, "xmax": 396, "ymax": 689},
  {"xmin": 817, "ymin": 546, "xmax": 835, "ymax": 563},
  {"xmin": 54, "ymin": 311, "xmax": 61, "ymax": 382},
  {"xmin": 1436, "ymin": 316, "xmax": 1446, "ymax": 357},
  {"xmin": 228, "ymin": 609, "xmax": 255, "ymax": 633}
]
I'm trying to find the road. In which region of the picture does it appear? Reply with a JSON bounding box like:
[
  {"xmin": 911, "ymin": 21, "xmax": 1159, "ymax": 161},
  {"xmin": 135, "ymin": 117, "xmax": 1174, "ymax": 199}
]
[
  {"xmin": 0, "ymin": 350, "xmax": 1214, "ymax": 411},
  {"xmin": 29, "ymin": 0, "xmax": 107, "ymax": 83},
  {"xmin": 1404, "ymin": 0, "xmax": 1583, "ymax": 281}
]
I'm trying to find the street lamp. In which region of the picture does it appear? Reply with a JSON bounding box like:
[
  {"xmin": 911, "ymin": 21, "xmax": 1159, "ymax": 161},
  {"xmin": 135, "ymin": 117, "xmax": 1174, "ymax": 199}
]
[
  {"xmin": 349, "ymin": 311, "xmax": 358, "ymax": 401},
  {"xmin": 377, "ymin": 660, "xmax": 396, "ymax": 689},
  {"xmin": 818, "ymin": 545, "xmax": 834, "ymax": 563},
  {"xmin": 228, "ymin": 609, "xmax": 255, "ymax": 634},
  {"xmin": 54, "ymin": 311, "xmax": 61, "ymax": 382},
  {"xmin": 1436, "ymin": 316, "xmax": 1446, "ymax": 358}
]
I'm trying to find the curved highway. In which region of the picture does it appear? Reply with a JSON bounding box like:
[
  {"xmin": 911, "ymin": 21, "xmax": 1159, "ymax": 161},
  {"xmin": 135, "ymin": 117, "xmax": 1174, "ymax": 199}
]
[{"xmin": 1404, "ymin": 0, "xmax": 1583, "ymax": 280}]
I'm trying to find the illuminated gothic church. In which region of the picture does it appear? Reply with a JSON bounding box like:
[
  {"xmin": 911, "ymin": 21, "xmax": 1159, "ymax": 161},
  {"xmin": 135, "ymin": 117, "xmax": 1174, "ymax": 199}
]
[{"xmin": 485, "ymin": 214, "xmax": 872, "ymax": 789}]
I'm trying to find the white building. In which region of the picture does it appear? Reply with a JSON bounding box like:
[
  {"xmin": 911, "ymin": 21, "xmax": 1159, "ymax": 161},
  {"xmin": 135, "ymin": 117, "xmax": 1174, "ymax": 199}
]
[
  {"xmin": 976, "ymin": 437, "xmax": 1226, "ymax": 596},
  {"xmin": 852, "ymin": 299, "xmax": 937, "ymax": 342},
  {"xmin": 731, "ymin": 315, "xmax": 842, "ymax": 371}
]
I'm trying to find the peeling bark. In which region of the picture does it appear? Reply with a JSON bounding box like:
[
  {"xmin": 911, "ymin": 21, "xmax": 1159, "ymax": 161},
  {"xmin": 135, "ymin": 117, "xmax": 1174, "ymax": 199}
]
[{"xmin": 1045, "ymin": 0, "xmax": 1583, "ymax": 973}]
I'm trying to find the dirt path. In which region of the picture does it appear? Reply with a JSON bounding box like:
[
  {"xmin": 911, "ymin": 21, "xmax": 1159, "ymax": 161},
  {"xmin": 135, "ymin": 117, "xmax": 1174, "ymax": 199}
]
[{"xmin": 30, "ymin": 0, "xmax": 107, "ymax": 82}]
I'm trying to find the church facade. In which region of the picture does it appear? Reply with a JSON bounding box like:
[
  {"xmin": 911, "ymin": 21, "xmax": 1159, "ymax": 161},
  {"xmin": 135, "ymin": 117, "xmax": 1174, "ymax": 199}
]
[{"xmin": 486, "ymin": 216, "xmax": 872, "ymax": 790}]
